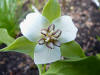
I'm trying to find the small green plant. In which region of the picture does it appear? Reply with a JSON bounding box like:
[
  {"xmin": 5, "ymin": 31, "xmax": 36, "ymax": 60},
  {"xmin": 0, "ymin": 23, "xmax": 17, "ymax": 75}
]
[
  {"xmin": 0, "ymin": 0, "xmax": 18, "ymax": 36},
  {"xmin": 0, "ymin": 0, "xmax": 31, "ymax": 37}
]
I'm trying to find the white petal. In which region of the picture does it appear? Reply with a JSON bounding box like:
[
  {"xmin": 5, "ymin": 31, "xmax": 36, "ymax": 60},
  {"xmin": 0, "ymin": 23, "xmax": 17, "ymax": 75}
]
[
  {"xmin": 92, "ymin": 0, "xmax": 100, "ymax": 7},
  {"xmin": 53, "ymin": 16, "xmax": 78, "ymax": 43},
  {"xmin": 20, "ymin": 13, "xmax": 49, "ymax": 42},
  {"xmin": 32, "ymin": 6, "xmax": 40, "ymax": 13},
  {"xmin": 34, "ymin": 44, "xmax": 61, "ymax": 64}
]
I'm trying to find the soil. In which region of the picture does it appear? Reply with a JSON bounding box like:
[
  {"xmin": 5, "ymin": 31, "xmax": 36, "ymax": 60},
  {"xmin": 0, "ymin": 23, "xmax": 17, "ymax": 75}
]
[
  {"xmin": 60, "ymin": 0, "xmax": 100, "ymax": 55},
  {"xmin": 0, "ymin": 52, "xmax": 39, "ymax": 75},
  {"xmin": 0, "ymin": 0, "xmax": 100, "ymax": 75}
]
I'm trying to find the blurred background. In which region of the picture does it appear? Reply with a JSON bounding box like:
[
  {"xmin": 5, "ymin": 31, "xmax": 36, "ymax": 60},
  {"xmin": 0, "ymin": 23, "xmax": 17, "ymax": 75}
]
[{"xmin": 0, "ymin": 0, "xmax": 100, "ymax": 75}]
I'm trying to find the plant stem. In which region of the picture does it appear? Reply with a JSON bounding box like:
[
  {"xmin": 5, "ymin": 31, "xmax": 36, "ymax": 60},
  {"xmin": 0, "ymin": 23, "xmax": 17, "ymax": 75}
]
[{"xmin": 43, "ymin": 64, "xmax": 46, "ymax": 73}]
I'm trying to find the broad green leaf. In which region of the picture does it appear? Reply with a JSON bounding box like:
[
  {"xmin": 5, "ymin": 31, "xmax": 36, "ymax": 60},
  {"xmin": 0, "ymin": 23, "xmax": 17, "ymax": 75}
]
[
  {"xmin": 42, "ymin": 0, "xmax": 61, "ymax": 22},
  {"xmin": 0, "ymin": 36, "xmax": 36, "ymax": 59},
  {"xmin": 61, "ymin": 41, "xmax": 85, "ymax": 58},
  {"xmin": 45, "ymin": 56, "xmax": 100, "ymax": 75},
  {"xmin": 0, "ymin": 41, "xmax": 2, "ymax": 44},
  {"xmin": 0, "ymin": 28, "xmax": 14, "ymax": 45}
]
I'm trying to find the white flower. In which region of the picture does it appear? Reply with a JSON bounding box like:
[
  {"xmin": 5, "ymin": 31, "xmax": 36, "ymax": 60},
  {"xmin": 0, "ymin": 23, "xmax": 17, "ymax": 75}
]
[
  {"xmin": 92, "ymin": 0, "xmax": 100, "ymax": 7},
  {"xmin": 20, "ymin": 7, "xmax": 78, "ymax": 64}
]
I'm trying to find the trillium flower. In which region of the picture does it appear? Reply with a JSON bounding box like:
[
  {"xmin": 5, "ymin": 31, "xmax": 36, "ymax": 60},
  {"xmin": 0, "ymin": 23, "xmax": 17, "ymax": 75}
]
[
  {"xmin": 20, "ymin": 7, "xmax": 78, "ymax": 64},
  {"xmin": 92, "ymin": 0, "xmax": 100, "ymax": 7}
]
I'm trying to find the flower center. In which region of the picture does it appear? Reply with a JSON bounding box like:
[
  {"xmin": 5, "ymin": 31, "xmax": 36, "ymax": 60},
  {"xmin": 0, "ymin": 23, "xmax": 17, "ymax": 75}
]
[{"xmin": 38, "ymin": 24, "xmax": 62, "ymax": 49}]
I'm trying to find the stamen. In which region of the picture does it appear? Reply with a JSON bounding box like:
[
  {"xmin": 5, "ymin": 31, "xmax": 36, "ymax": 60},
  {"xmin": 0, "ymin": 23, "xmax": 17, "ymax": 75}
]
[
  {"xmin": 46, "ymin": 42, "xmax": 54, "ymax": 49},
  {"xmin": 38, "ymin": 38, "xmax": 45, "ymax": 45},
  {"xmin": 48, "ymin": 24, "xmax": 55, "ymax": 32},
  {"xmin": 52, "ymin": 29, "xmax": 62, "ymax": 38},
  {"xmin": 48, "ymin": 30, "xmax": 54, "ymax": 36},
  {"xmin": 39, "ymin": 24, "xmax": 62, "ymax": 49},
  {"xmin": 51, "ymin": 36, "xmax": 57, "ymax": 40},
  {"xmin": 53, "ymin": 41, "xmax": 61, "ymax": 47},
  {"xmin": 41, "ymin": 29, "xmax": 47, "ymax": 36}
]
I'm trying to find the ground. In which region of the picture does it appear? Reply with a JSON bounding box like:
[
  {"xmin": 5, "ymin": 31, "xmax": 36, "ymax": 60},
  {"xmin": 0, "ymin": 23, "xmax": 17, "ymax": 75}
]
[{"xmin": 61, "ymin": 0, "xmax": 100, "ymax": 55}]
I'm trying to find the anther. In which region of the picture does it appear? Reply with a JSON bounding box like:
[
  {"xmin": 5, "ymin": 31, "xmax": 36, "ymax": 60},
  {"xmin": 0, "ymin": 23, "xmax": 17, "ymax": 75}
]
[
  {"xmin": 46, "ymin": 42, "xmax": 54, "ymax": 49},
  {"xmin": 51, "ymin": 36, "xmax": 57, "ymax": 40},
  {"xmin": 48, "ymin": 24, "xmax": 55, "ymax": 32},
  {"xmin": 53, "ymin": 40, "xmax": 61, "ymax": 47},
  {"xmin": 52, "ymin": 29, "xmax": 62, "ymax": 38},
  {"xmin": 38, "ymin": 38, "xmax": 45, "ymax": 45},
  {"xmin": 41, "ymin": 29, "xmax": 47, "ymax": 36}
]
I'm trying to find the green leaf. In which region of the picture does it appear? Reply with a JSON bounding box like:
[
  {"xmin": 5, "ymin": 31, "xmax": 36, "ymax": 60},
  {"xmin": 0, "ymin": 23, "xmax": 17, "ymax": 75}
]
[
  {"xmin": 0, "ymin": 36, "xmax": 36, "ymax": 59},
  {"xmin": 61, "ymin": 41, "xmax": 85, "ymax": 59},
  {"xmin": 96, "ymin": 54, "xmax": 100, "ymax": 59},
  {"xmin": 42, "ymin": 0, "xmax": 61, "ymax": 22},
  {"xmin": 37, "ymin": 64, "xmax": 43, "ymax": 75},
  {"xmin": 45, "ymin": 56, "xmax": 100, "ymax": 75},
  {"xmin": 97, "ymin": 36, "xmax": 100, "ymax": 41},
  {"xmin": 0, "ymin": 28, "xmax": 14, "ymax": 45}
]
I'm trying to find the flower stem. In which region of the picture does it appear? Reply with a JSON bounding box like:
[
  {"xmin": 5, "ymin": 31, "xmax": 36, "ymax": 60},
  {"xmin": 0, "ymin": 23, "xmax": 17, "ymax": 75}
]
[
  {"xmin": 43, "ymin": 64, "xmax": 47, "ymax": 73},
  {"xmin": 37, "ymin": 64, "xmax": 47, "ymax": 75}
]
